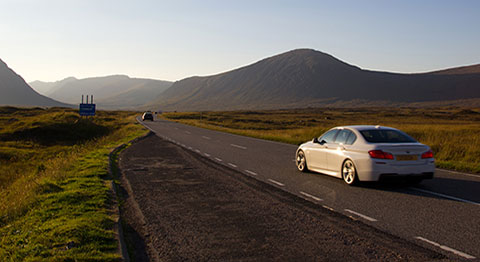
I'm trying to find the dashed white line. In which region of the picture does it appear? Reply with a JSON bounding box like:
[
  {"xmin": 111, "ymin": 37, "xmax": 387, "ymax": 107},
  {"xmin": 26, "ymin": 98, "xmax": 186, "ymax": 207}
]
[
  {"xmin": 344, "ymin": 209, "xmax": 378, "ymax": 222},
  {"xmin": 204, "ymin": 153, "xmax": 211, "ymax": 157},
  {"xmin": 299, "ymin": 191, "xmax": 323, "ymax": 201},
  {"xmin": 228, "ymin": 163, "xmax": 238, "ymax": 168},
  {"xmin": 202, "ymin": 136, "xmax": 211, "ymax": 140},
  {"xmin": 244, "ymin": 170, "xmax": 258, "ymax": 176},
  {"xmin": 195, "ymin": 149, "xmax": 201, "ymax": 153},
  {"xmin": 214, "ymin": 157, "xmax": 223, "ymax": 162},
  {"xmin": 230, "ymin": 144, "xmax": 247, "ymax": 150},
  {"xmin": 415, "ymin": 236, "xmax": 476, "ymax": 259},
  {"xmin": 411, "ymin": 188, "xmax": 480, "ymax": 206},
  {"xmin": 268, "ymin": 179, "xmax": 285, "ymax": 187},
  {"xmin": 185, "ymin": 131, "xmax": 191, "ymax": 134},
  {"xmin": 322, "ymin": 205, "xmax": 334, "ymax": 211},
  {"xmin": 188, "ymin": 147, "xmax": 193, "ymax": 150}
]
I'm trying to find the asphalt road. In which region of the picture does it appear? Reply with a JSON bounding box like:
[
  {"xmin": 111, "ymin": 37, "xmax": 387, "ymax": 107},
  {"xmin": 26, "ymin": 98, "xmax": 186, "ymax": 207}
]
[{"xmin": 138, "ymin": 117, "xmax": 480, "ymax": 261}]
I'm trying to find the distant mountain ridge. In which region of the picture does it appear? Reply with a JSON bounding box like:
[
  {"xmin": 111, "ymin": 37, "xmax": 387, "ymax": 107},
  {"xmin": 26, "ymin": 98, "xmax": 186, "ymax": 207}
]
[
  {"xmin": 148, "ymin": 49, "xmax": 480, "ymax": 111},
  {"xmin": 30, "ymin": 77, "xmax": 78, "ymax": 96},
  {"xmin": 0, "ymin": 59, "xmax": 71, "ymax": 107},
  {"xmin": 30, "ymin": 75, "xmax": 173, "ymax": 109}
]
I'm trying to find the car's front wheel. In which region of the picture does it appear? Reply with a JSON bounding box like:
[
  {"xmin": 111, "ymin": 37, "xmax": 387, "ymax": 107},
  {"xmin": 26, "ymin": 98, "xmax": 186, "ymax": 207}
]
[
  {"xmin": 342, "ymin": 159, "xmax": 358, "ymax": 185},
  {"xmin": 296, "ymin": 150, "xmax": 308, "ymax": 172}
]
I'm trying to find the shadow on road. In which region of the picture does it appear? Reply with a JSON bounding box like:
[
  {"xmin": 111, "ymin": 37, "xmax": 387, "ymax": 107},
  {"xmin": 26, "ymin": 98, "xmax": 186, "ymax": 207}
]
[{"xmin": 359, "ymin": 176, "xmax": 480, "ymax": 204}]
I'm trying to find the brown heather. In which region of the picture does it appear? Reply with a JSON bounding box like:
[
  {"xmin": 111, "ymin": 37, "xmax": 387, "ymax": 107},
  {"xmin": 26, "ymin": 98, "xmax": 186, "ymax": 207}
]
[{"xmin": 162, "ymin": 107, "xmax": 480, "ymax": 173}]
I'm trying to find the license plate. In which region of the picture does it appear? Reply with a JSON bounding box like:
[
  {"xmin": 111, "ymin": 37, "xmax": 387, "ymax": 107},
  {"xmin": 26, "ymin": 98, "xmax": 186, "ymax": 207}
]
[{"xmin": 396, "ymin": 155, "xmax": 418, "ymax": 161}]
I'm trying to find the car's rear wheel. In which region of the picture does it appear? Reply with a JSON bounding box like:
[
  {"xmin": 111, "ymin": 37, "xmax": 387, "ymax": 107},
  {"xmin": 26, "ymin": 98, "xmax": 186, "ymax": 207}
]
[
  {"xmin": 296, "ymin": 150, "xmax": 308, "ymax": 172},
  {"xmin": 342, "ymin": 159, "xmax": 358, "ymax": 185}
]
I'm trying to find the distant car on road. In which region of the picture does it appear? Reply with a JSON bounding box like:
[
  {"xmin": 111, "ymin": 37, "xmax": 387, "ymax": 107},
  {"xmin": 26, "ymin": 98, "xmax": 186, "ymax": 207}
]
[
  {"xmin": 142, "ymin": 111, "xmax": 154, "ymax": 121},
  {"xmin": 296, "ymin": 125, "xmax": 435, "ymax": 185}
]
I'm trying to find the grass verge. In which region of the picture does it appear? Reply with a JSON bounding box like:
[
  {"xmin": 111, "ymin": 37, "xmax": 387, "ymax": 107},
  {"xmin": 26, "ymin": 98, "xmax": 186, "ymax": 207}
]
[
  {"xmin": 0, "ymin": 107, "xmax": 147, "ymax": 261},
  {"xmin": 162, "ymin": 108, "xmax": 480, "ymax": 174}
]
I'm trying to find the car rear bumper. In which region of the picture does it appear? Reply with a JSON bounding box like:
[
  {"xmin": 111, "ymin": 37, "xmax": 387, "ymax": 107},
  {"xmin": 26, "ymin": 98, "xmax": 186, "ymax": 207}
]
[{"xmin": 356, "ymin": 160, "xmax": 435, "ymax": 181}]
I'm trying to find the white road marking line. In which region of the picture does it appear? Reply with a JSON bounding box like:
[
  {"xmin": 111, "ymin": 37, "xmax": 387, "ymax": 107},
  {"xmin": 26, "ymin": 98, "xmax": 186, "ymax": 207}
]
[
  {"xmin": 188, "ymin": 147, "xmax": 193, "ymax": 150},
  {"xmin": 230, "ymin": 144, "xmax": 247, "ymax": 150},
  {"xmin": 181, "ymin": 144, "xmax": 186, "ymax": 147},
  {"xmin": 299, "ymin": 191, "xmax": 323, "ymax": 201},
  {"xmin": 228, "ymin": 163, "xmax": 238, "ymax": 168},
  {"xmin": 344, "ymin": 209, "xmax": 377, "ymax": 222},
  {"xmin": 174, "ymin": 127, "xmax": 178, "ymax": 130},
  {"xmin": 142, "ymin": 124, "xmax": 155, "ymax": 132},
  {"xmin": 204, "ymin": 153, "xmax": 211, "ymax": 157},
  {"xmin": 245, "ymin": 170, "xmax": 258, "ymax": 176},
  {"xmin": 268, "ymin": 179, "xmax": 285, "ymax": 187},
  {"xmin": 322, "ymin": 205, "xmax": 334, "ymax": 211},
  {"xmin": 185, "ymin": 131, "xmax": 191, "ymax": 134},
  {"xmin": 438, "ymin": 168, "xmax": 480, "ymax": 178},
  {"xmin": 415, "ymin": 236, "xmax": 476, "ymax": 259},
  {"xmin": 214, "ymin": 157, "xmax": 223, "ymax": 162},
  {"xmin": 195, "ymin": 149, "xmax": 201, "ymax": 153},
  {"xmin": 202, "ymin": 136, "xmax": 211, "ymax": 140},
  {"xmin": 411, "ymin": 188, "xmax": 480, "ymax": 206}
]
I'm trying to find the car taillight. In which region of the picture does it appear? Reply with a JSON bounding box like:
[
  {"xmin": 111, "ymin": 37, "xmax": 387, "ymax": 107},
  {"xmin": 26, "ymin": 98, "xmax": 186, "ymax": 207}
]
[
  {"xmin": 421, "ymin": 150, "xmax": 434, "ymax": 159},
  {"xmin": 368, "ymin": 150, "xmax": 394, "ymax": 160}
]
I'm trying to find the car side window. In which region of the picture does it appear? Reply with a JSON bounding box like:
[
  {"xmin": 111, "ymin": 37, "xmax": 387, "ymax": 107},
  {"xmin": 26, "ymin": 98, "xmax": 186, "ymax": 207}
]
[
  {"xmin": 334, "ymin": 129, "xmax": 351, "ymax": 144},
  {"xmin": 345, "ymin": 131, "xmax": 357, "ymax": 145},
  {"xmin": 319, "ymin": 129, "xmax": 339, "ymax": 143}
]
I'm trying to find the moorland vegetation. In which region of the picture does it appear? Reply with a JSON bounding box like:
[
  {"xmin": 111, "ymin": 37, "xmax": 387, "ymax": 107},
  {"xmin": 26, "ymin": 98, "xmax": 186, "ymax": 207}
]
[
  {"xmin": 163, "ymin": 107, "xmax": 480, "ymax": 173},
  {"xmin": 0, "ymin": 107, "xmax": 146, "ymax": 261}
]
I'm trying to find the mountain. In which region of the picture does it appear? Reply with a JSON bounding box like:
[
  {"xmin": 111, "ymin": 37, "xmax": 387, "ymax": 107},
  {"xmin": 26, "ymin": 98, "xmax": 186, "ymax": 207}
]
[
  {"xmin": 0, "ymin": 59, "xmax": 71, "ymax": 107},
  {"xmin": 30, "ymin": 75, "xmax": 173, "ymax": 109},
  {"xmin": 430, "ymin": 64, "xmax": 480, "ymax": 75},
  {"xmin": 148, "ymin": 49, "xmax": 480, "ymax": 111},
  {"xmin": 30, "ymin": 77, "xmax": 77, "ymax": 96}
]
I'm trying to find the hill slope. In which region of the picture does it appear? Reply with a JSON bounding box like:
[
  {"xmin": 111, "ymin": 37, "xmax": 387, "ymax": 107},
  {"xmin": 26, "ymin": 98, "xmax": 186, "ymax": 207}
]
[
  {"xmin": 149, "ymin": 49, "xmax": 480, "ymax": 111},
  {"xmin": 30, "ymin": 76, "xmax": 173, "ymax": 109},
  {"xmin": 430, "ymin": 64, "xmax": 480, "ymax": 75},
  {"xmin": 0, "ymin": 59, "xmax": 71, "ymax": 107},
  {"xmin": 30, "ymin": 77, "xmax": 78, "ymax": 96}
]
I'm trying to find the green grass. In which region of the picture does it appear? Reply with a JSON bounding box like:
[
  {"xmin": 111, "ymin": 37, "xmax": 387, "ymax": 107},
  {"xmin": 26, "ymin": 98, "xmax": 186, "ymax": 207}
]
[
  {"xmin": 0, "ymin": 107, "xmax": 147, "ymax": 261},
  {"xmin": 162, "ymin": 108, "xmax": 480, "ymax": 173}
]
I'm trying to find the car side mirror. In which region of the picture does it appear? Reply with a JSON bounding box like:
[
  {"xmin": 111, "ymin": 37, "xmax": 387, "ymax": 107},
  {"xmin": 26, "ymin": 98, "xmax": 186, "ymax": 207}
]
[{"xmin": 313, "ymin": 137, "xmax": 319, "ymax": 143}]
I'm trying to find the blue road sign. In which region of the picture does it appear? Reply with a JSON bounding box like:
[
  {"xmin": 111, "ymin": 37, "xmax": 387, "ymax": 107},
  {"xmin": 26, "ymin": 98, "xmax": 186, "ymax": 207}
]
[{"xmin": 79, "ymin": 103, "xmax": 96, "ymax": 116}]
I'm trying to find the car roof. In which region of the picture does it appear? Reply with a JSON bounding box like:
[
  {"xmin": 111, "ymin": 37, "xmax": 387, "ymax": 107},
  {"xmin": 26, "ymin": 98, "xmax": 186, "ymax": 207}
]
[{"xmin": 337, "ymin": 125, "xmax": 398, "ymax": 131}]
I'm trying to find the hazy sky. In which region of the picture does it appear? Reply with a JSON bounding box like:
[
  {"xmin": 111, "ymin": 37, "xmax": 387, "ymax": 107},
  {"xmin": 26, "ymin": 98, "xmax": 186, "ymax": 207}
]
[{"xmin": 1, "ymin": 0, "xmax": 479, "ymax": 82}]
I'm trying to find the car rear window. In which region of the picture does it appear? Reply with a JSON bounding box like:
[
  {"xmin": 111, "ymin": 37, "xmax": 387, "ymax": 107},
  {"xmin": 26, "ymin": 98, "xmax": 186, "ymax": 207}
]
[{"xmin": 360, "ymin": 129, "xmax": 417, "ymax": 143}]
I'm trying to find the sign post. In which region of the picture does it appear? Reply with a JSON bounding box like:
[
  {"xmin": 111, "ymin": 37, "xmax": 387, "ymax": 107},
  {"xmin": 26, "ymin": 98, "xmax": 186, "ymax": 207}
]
[{"xmin": 79, "ymin": 95, "xmax": 96, "ymax": 116}]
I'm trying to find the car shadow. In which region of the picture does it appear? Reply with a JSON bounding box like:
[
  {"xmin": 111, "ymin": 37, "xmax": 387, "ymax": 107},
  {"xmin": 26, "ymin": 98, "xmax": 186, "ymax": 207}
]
[{"xmin": 358, "ymin": 176, "xmax": 480, "ymax": 204}]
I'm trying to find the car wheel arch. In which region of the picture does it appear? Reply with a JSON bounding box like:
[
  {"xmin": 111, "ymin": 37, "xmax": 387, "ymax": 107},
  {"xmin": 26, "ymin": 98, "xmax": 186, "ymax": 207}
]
[{"xmin": 341, "ymin": 158, "xmax": 360, "ymax": 185}]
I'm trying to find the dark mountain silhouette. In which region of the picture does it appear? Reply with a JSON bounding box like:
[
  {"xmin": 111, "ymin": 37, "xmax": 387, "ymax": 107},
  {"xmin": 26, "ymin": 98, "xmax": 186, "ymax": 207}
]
[
  {"xmin": 31, "ymin": 75, "xmax": 173, "ymax": 109},
  {"xmin": 429, "ymin": 64, "xmax": 480, "ymax": 75},
  {"xmin": 148, "ymin": 49, "xmax": 480, "ymax": 111},
  {"xmin": 0, "ymin": 59, "xmax": 71, "ymax": 107}
]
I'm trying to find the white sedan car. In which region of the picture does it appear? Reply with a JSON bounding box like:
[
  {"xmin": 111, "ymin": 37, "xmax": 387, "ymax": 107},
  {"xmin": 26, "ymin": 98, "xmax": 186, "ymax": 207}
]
[{"xmin": 295, "ymin": 125, "xmax": 435, "ymax": 185}]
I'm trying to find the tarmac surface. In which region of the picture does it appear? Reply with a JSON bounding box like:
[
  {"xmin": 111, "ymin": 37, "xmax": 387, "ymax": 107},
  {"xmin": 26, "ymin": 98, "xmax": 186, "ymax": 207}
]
[{"xmin": 119, "ymin": 134, "xmax": 445, "ymax": 261}]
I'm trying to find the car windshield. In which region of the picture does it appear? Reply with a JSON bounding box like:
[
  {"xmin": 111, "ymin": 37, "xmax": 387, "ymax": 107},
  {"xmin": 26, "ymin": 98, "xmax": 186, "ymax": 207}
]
[{"xmin": 360, "ymin": 129, "xmax": 417, "ymax": 143}]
